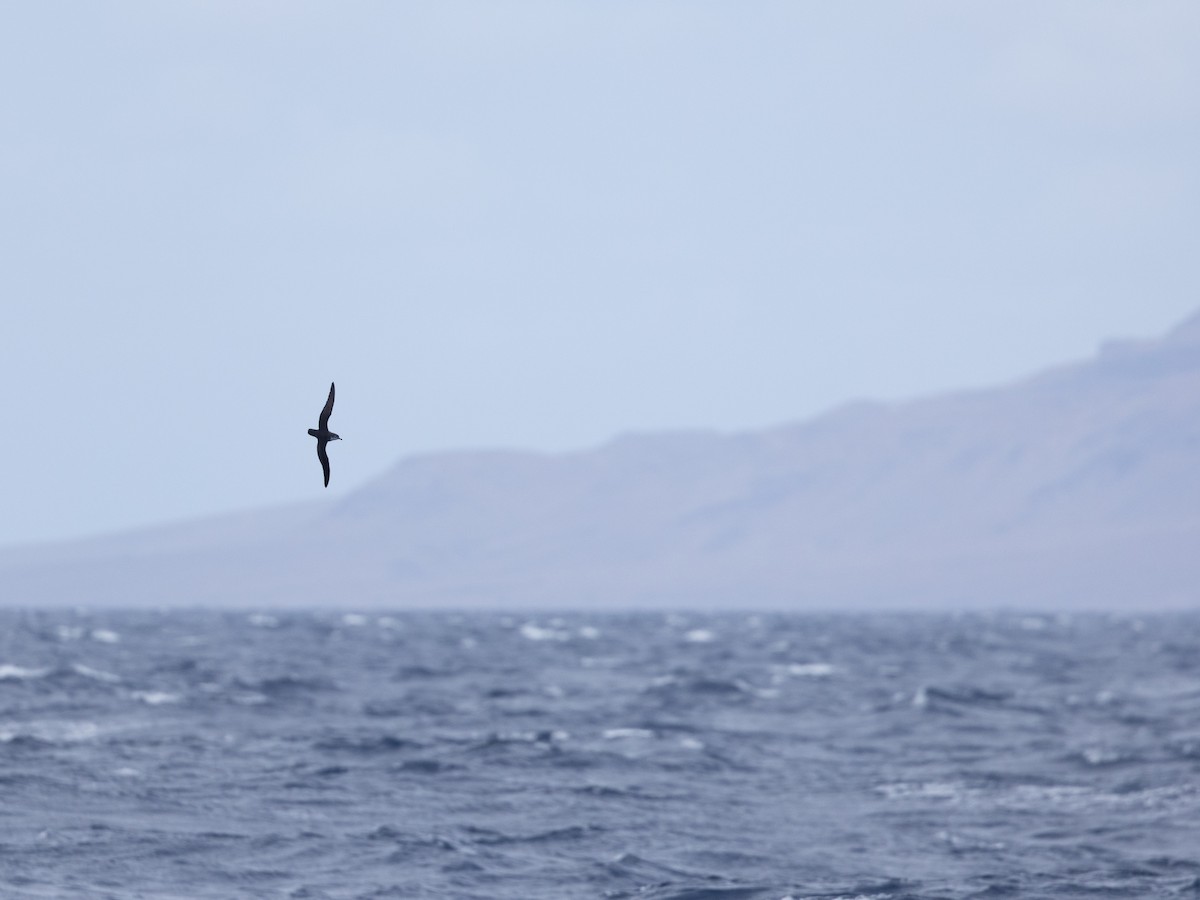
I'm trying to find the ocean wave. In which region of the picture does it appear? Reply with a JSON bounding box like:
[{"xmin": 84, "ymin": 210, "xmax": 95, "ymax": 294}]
[{"xmin": 0, "ymin": 609, "xmax": 1197, "ymax": 898}]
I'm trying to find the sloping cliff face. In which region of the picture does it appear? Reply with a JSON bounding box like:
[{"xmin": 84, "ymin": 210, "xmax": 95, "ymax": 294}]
[{"xmin": 5, "ymin": 313, "xmax": 1200, "ymax": 609}]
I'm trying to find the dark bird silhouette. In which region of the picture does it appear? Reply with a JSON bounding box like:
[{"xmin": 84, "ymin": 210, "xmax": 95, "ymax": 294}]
[{"xmin": 307, "ymin": 382, "xmax": 341, "ymax": 487}]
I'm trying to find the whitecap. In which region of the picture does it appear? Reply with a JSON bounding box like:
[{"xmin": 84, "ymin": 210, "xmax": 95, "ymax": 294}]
[
  {"xmin": 54, "ymin": 625, "xmax": 85, "ymax": 641},
  {"xmin": 684, "ymin": 629, "xmax": 715, "ymax": 643},
  {"xmin": 71, "ymin": 663, "xmax": 121, "ymax": 683},
  {"xmin": 1081, "ymin": 746, "xmax": 1124, "ymax": 766},
  {"xmin": 247, "ymin": 614, "xmax": 279, "ymax": 628},
  {"xmin": 577, "ymin": 625, "xmax": 601, "ymax": 640},
  {"xmin": 0, "ymin": 664, "xmax": 50, "ymax": 680},
  {"xmin": 738, "ymin": 680, "xmax": 780, "ymax": 699},
  {"xmin": 0, "ymin": 720, "xmax": 100, "ymax": 744},
  {"xmin": 90, "ymin": 629, "xmax": 120, "ymax": 644},
  {"xmin": 520, "ymin": 623, "xmax": 569, "ymax": 642},
  {"xmin": 580, "ymin": 656, "xmax": 621, "ymax": 669},
  {"xmin": 131, "ymin": 690, "xmax": 180, "ymax": 706},
  {"xmin": 787, "ymin": 663, "xmax": 835, "ymax": 678},
  {"xmin": 493, "ymin": 729, "xmax": 568, "ymax": 743},
  {"xmin": 341, "ymin": 613, "xmax": 368, "ymax": 627},
  {"xmin": 876, "ymin": 780, "xmax": 962, "ymax": 800},
  {"xmin": 603, "ymin": 728, "xmax": 655, "ymax": 740}
]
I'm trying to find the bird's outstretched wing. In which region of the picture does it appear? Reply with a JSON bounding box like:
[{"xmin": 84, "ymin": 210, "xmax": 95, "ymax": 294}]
[
  {"xmin": 317, "ymin": 440, "xmax": 331, "ymax": 488},
  {"xmin": 318, "ymin": 382, "xmax": 336, "ymax": 430}
]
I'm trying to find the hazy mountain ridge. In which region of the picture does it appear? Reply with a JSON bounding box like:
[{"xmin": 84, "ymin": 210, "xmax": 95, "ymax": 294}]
[{"xmin": 4, "ymin": 314, "xmax": 1199, "ymax": 609}]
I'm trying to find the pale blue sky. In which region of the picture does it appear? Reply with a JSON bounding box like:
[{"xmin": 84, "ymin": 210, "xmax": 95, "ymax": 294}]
[{"xmin": 2, "ymin": 2, "xmax": 1198, "ymax": 546}]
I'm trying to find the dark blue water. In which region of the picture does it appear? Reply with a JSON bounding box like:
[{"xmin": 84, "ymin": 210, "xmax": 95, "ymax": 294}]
[{"xmin": 1, "ymin": 610, "xmax": 1198, "ymax": 899}]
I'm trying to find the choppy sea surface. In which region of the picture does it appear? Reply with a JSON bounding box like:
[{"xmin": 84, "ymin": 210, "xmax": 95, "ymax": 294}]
[{"xmin": 1, "ymin": 609, "xmax": 1198, "ymax": 899}]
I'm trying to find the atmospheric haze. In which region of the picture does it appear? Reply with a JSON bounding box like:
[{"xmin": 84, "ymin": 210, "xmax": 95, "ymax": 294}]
[
  {"xmin": 1, "ymin": 3, "xmax": 1198, "ymax": 549},
  {"xmin": 3, "ymin": 310, "xmax": 1199, "ymax": 610}
]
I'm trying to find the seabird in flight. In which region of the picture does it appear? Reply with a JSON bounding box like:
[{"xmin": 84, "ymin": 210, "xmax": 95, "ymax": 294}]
[{"xmin": 307, "ymin": 382, "xmax": 341, "ymax": 487}]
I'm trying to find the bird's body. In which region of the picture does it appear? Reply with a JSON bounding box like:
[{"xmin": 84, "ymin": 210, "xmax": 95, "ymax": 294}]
[{"xmin": 308, "ymin": 382, "xmax": 341, "ymax": 487}]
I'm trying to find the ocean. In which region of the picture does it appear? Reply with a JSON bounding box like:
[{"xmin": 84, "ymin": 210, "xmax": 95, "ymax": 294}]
[{"xmin": 0, "ymin": 609, "xmax": 1197, "ymax": 899}]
